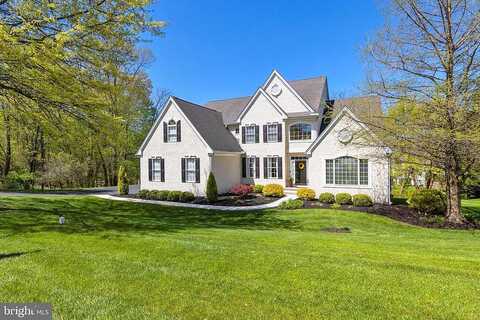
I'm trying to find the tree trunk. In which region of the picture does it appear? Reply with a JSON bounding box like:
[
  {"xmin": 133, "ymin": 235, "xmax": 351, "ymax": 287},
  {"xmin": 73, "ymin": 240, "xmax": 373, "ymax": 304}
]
[
  {"xmin": 3, "ymin": 111, "xmax": 12, "ymax": 177},
  {"xmin": 446, "ymin": 170, "xmax": 464, "ymax": 224}
]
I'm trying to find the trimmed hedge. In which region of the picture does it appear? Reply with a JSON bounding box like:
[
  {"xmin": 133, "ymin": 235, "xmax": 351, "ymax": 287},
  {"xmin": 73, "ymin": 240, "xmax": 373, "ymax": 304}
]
[
  {"xmin": 263, "ymin": 184, "xmax": 284, "ymax": 197},
  {"xmin": 335, "ymin": 193, "xmax": 352, "ymax": 205},
  {"xmin": 253, "ymin": 184, "xmax": 264, "ymax": 193},
  {"xmin": 167, "ymin": 191, "xmax": 182, "ymax": 202},
  {"xmin": 319, "ymin": 192, "xmax": 335, "ymax": 204},
  {"xmin": 352, "ymin": 194, "xmax": 373, "ymax": 207},
  {"xmin": 117, "ymin": 165, "xmax": 129, "ymax": 195},
  {"xmin": 206, "ymin": 172, "xmax": 218, "ymax": 203},
  {"xmin": 408, "ymin": 189, "xmax": 446, "ymax": 216},
  {"xmin": 278, "ymin": 199, "xmax": 304, "ymax": 210},
  {"xmin": 137, "ymin": 190, "xmax": 150, "ymax": 199},
  {"xmin": 296, "ymin": 188, "xmax": 316, "ymax": 200},
  {"xmin": 180, "ymin": 191, "xmax": 195, "ymax": 202}
]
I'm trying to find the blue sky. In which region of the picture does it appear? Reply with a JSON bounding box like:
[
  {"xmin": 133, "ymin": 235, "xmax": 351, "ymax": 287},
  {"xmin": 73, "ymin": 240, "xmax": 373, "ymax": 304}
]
[{"xmin": 143, "ymin": 0, "xmax": 383, "ymax": 104}]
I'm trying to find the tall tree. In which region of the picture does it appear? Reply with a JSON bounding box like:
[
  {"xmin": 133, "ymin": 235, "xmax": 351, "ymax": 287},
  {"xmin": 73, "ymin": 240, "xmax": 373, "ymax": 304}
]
[{"xmin": 365, "ymin": 0, "xmax": 480, "ymax": 223}]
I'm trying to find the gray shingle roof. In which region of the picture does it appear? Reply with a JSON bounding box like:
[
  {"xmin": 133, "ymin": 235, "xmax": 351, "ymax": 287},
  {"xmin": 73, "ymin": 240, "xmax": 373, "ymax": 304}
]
[
  {"xmin": 172, "ymin": 97, "xmax": 243, "ymax": 153},
  {"xmin": 205, "ymin": 76, "xmax": 327, "ymax": 125},
  {"xmin": 331, "ymin": 95, "xmax": 382, "ymax": 121}
]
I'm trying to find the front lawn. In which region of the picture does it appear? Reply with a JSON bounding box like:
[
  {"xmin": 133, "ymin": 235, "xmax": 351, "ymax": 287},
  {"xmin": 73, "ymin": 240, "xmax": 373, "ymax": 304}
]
[{"xmin": 0, "ymin": 196, "xmax": 479, "ymax": 319}]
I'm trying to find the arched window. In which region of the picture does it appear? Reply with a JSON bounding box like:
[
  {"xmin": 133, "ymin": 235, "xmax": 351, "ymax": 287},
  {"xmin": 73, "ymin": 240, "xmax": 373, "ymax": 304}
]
[
  {"xmin": 289, "ymin": 123, "xmax": 311, "ymax": 140},
  {"xmin": 326, "ymin": 156, "xmax": 368, "ymax": 185}
]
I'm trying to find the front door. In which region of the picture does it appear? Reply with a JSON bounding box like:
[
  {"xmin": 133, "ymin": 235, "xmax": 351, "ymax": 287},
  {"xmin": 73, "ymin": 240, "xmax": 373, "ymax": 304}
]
[{"xmin": 295, "ymin": 160, "xmax": 307, "ymax": 185}]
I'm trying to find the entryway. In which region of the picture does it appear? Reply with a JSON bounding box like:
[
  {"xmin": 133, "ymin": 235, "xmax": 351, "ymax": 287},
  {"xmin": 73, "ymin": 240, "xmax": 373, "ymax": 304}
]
[{"xmin": 290, "ymin": 157, "xmax": 307, "ymax": 186}]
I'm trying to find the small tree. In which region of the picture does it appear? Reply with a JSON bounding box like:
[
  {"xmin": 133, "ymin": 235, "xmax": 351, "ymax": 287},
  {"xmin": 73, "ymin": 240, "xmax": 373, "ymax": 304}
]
[
  {"xmin": 117, "ymin": 165, "xmax": 129, "ymax": 195},
  {"xmin": 206, "ymin": 172, "xmax": 218, "ymax": 203}
]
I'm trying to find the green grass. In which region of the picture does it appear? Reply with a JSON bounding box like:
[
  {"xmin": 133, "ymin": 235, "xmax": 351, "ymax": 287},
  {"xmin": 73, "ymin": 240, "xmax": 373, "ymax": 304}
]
[{"xmin": 0, "ymin": 196, "xmax": 479, "ymax": 320}]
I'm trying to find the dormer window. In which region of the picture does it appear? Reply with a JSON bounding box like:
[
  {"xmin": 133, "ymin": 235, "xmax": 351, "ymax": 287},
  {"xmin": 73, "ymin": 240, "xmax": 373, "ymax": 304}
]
[
  {"xmin": 290, "ymin": 123, "xmax": 312, "ymax": 141},
  {"xmin": 163, "ymin": 119, "xmax": 181, "ymax": 143}
]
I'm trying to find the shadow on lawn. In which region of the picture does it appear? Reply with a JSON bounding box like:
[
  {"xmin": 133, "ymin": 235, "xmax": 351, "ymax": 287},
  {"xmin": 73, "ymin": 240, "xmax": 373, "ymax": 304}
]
[
  {"xmin": 0, "ymin": 197, "xmax": 299, "ymax": 235},
  {"xmin": 0, "ymin": 250, "xmax": 42, "ymax": 261}
]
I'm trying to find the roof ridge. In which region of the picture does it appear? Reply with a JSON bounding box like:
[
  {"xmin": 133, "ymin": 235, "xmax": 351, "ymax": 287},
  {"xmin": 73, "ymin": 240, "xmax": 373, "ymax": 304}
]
[
  {"xmin": 206, "ymin": 95, "xmax": 251, "ymax": 103},
  {"xmin": 172, "ymin": 96, "xmax": 222, "ymax": 114},
  {"xmin": 288, "ymin": 75, "xmax": 326, "ymax": 82}
]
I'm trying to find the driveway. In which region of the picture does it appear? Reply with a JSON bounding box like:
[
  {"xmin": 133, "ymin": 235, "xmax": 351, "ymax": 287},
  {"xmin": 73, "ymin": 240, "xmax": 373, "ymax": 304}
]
[{"xmin": 0, "ymin": 185, "xmax": 140, "ymax": 197}]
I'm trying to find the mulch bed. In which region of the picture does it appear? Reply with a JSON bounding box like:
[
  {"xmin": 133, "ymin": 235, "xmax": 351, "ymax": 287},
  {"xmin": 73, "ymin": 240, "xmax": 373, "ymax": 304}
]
[{"xmin": 302, "ymin": 200, "xmax": 479, "ymax": 230}]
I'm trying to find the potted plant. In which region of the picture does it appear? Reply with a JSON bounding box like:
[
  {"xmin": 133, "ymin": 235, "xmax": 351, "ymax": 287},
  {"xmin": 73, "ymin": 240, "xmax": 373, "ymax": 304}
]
[{"xmin": 287, "ymin": 176, "xmax": 294, "ymax": 187}]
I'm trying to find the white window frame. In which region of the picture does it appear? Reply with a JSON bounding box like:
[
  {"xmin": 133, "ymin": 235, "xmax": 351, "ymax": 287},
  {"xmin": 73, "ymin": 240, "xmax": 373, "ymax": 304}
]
[
  {"xmin": 245, "ymin": 125, "xmax": 256, "ymax": 144},
  {"xmin": 152, "ymin": 159, "xmax": 162, "ymax": 182},
  {"xmin": 266, "ymin": 157, "xmax": 278, "ymax": 178},
  {"xmin": 185, "ymin": 158, "xmax": 196, "ymax": 183},
  {"xmin": 266, "ymin": 124, "xmax": 278, "ymax": 143},
  {"xmin": 247, "ymin": 157, "xmax": 256, "ymax": 178},
  {"xmin": 167, "ymin": 120, "xmax": 177, "ymax": 142},
  {"xmin": 325, "ymin": 157, "xmax": 369, "ymax": 186},
  {"xmin": 289, "ymin": 123, "xmax": 312, "ymax": 141}
]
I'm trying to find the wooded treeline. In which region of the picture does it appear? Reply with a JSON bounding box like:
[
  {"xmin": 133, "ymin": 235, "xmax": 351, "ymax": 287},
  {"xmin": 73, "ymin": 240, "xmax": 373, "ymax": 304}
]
[{"xmin": 0, "ymin": 0, "xmax": 166, "ymax": 190}]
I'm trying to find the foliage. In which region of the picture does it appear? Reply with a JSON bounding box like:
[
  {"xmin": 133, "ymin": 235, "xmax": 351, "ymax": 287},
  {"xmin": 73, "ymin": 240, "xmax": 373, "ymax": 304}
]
[
  {"xmin": 296, "ymin": 188, "xmax": 316, "ymax": 200},
  {"xmin": 137, "ymin": 190, "xmax": 150, "ymax": 199},
  {"xmin": 330, "ymin": 203, "xmax": 341, "ymax": 209},
  {"xmin": 180, "ymin": 192, "xmax": 195, "ymax": 202},
  {"xmin": 253, "ymin": 184, "xmax": 264, "ymax": 193},
  {"xmin": 230, "ymin": 184, "xmax": 253, "ymax": 198},
  {"xmin": 352, "ymin": 194, "xmax": 373, "ymax": 207},
  {"xmin": 462, "ymin": 199, "xmax": 480, "ymax": 223},
  {"xmin": 335, "ymin": 193, "xmax": 352, "ymax": 205},
  {"xmin": 206, "ymin": 173, "xmax": 218, "ymax": 203},
  {"xmin": 319, "ymin": 192, "xmax": 335, "ymax": 204},
  {"xmin": 278, "ymin": 199, "xmax": 304, "ymax": 210},
  {"xmin": 167, "ymin": 191, "xmax": 182, "ymax": 202},
  {"xmin": 117, "ymin": 165, "xmax": 129, "ymax": 195},
  {"xmin": 262, "ymin": 184, "xmax": 284, "ymax": 197},
  {"xmin": 3, "ymin": 171, "xmax": 34, "ymax": 190},
  {"xmin": 408, "ymin": 189, "xmax": 446, "ymax": 216}
]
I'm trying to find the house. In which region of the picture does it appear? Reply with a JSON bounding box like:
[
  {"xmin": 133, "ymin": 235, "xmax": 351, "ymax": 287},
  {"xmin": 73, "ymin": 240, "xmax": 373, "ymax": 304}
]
[{"xmin": 136, "ymin": 70, "xmax": 391, "ymax": 203}]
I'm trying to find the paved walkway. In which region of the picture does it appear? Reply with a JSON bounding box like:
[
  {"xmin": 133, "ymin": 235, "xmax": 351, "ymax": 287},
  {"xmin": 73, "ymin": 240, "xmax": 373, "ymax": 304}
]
[{"xmin": 95, "ymin": 194, "xmax": 296, "ymax": 211}]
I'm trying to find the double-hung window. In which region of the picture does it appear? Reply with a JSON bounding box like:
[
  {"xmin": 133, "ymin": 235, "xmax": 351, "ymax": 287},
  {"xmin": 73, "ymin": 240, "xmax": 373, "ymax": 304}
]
[
  {"xmin": 186, "ymin": 158, "xmax": 196, "ymax": 183},
  {"xmin": 266, "ymin": 157, "xmax": 278, "ymax": 178},
  {"xmin": 290, "ymin": 123, "xmax": 312, "ymax": 141},
  {"xmin": 152, "ymin": 159, "xmax": 162, "ymax": 181},
  {"xmin": 245, "ymin": 125, "xmax": 256, "ymax": 144},
  {"xmin": 247, "ymin": 157, "xmax": 256, "ymax": 178},
  {"xmin": 326, "ymin": 157, "xmax": 368, "ymax": 185},
  {"xmin": 267, "ymin": 124, "xmax": 278, "ymax": 142},
  {"xmin": 167, "ymin": 120, "xmax": 177, "ymax": 142}
]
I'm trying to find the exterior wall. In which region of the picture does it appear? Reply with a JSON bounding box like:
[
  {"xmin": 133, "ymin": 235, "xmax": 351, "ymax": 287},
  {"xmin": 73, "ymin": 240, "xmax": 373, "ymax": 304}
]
[
  {"xmin": 264, "ymin": 76, "xmax": 310, "ymax": 113},
  {"xmin": 285, "ymin": 117, "xmax": 321, "ymax": 153},
  {"xmin": 240, "ymin": 93, "xmax": 286, "ymax": 186},
  {"xmin": 212, "ymin": 154, "xmax": 241, "ymax": 194},
  {"xmin": 139, "ymin": 102, "xmax": 212, "ymax": 196},
  {"xmin": 308, "ymin": 115, "xmax": 390, "ymax": 203},
  {"xmin": 227, "ymin": 124, "xmax": 240, "ymax": 142}
]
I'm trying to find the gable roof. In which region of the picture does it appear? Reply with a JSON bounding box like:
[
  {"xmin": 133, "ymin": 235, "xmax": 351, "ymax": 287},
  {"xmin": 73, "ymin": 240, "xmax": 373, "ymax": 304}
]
[
  {"xmin": 331, "ymin": 95, "xmax": 382, "ymax": 121},
  {"xmin": 235, "ymin": 88, "xmax": 288, "ymax": 122},
  {"xmin": 205, "ymin": 75, "xmax": 327, "ymax": 125},
  {"xmin": 171, "ymin": 97, "xmax": 243, "ymax": 153}
]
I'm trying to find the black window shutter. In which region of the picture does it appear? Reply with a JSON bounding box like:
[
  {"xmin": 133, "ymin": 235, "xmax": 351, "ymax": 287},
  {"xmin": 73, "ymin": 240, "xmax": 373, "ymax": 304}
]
[
  {"xmin": 181, "ymin": 158, "xmax": 186, "ymax": 182},
  {"xmin": 148, "ymin": 159, "xmax": 153, "ymax": 181},
  {"xmin": 255, "ymin": 125, "xmax": 259, "ymax": 143},
  {"xmin": 255, "ymin": 157, "xmax": 260, "ymax": 178},
  {"xmin": 195, "ymin": 158, "xmax": 200, "ymax": 183},
  {"xmin": 241, "ymin": 157, "xmax": 246, "ymax": 178},
  {"xmin": 277, "ymin": 124, "xmax": 282, "ymax": 142},
  {"xmin": 264, "ymin": 157, "xmax": 268, "ymax": 178},
  {"xmin": 241, "ymin": 127, "xmax": 245, "ymax": 144},
  {"xmin": 160, "ymin": 158, "xmax": 165, "ymax": 182},
  {"xmin": 263, "ymin": 125, "xmax": 267, "ymax": 142},
  {"xmin": 177, "ymin": 120, "xmax": 181, "ymax": 142},
  {"xmin": 277, "ymin": 157, "xmax": 283, "ymax": 179},
  {"xmin": 163, "ymin": 122, "xmax": 167, "ymax": 142}
]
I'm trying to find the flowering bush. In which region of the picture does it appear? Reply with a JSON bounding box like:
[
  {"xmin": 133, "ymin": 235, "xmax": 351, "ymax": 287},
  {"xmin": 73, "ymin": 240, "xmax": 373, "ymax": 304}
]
[
  {"xmin": 262, "ymin": 184, "xmax": 284, "ymax": 197},
  {"xmin": 230, "ymin": 184, "xmax": 253, "ymax": 198}
]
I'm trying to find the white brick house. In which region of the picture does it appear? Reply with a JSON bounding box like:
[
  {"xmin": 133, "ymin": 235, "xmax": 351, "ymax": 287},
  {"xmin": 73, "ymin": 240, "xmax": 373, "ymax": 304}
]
[{"xmin": 136, "ymin": 70, "xmax": 391, "ymax": 203}]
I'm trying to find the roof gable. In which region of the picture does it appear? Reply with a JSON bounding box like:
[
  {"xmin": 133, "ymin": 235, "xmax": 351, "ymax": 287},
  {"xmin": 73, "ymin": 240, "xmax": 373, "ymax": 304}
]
[{"xmin": 235, "ymin": 88, "xmax": 288, "ymax": 122}]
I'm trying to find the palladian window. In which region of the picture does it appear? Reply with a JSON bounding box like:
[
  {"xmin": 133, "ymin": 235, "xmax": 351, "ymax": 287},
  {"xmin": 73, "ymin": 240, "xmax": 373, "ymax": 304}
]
[{"xmin": 290, "ymin": 123, "xmax": 312, "ymax": 140}]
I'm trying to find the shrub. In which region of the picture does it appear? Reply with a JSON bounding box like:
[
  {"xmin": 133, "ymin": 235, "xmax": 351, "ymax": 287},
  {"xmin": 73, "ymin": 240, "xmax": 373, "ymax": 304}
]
[
  {"xmin": 148, "ymin": 190, "xmax": 162, "ymax": 200},
  {"xmin": 263, "ymin": 183, "xmax": 284, "ymax": 197},
  {"xmin": 156, "ymin": 190, "xmax": 170, "ymax": 201},
  {"xmin": 206, "ymin": 172, "xmax": 218, "ymax": 203},
  {"xmin": 117, "ymin": 165, "xmax": 129, "ymax": 195},
  {"xmin": 230, "ymin": 184, "xmax": 253, "ymax": 198},
  {"xmin": 253, "ymin": 184, "xmax": 264, "ymax": 193},
  {"xmin": 335, "ymin": 193, "xmax": 352, "ymax": 205},
  {"xmin": 297, "ymin": 188, "xmax": 316, "ymax": 200},
  {"xmin": 319, "ymin": 192, "xmax": 335, "ymax": 204},
  {"xmin": 167, "ymin": 191, "xmax": 182, "ymax": 202},
  {"xmin": 352, "ymin": 194, "xmax": 373, "ymax": 207},
  {"xmin": 408, "ymin": 189, "xmax": 446, "ymax": 216},
  {"xmin": 331, "ymin": 203, "xmax": 341, "ymax": 209},
  {"xmin": 137, "ymin": 190, "xmax": 150, "ymax": 199},
  {"xmin": 278, "ymin": 199, "xmax": 304, "ymax": 210},
  {"xmin": 180, "ymin": 191, "xmax": 195, "ymax": 202},
  {"xmin": 4, "ymin": 171, "xmax": 34, "ymax": 190}
]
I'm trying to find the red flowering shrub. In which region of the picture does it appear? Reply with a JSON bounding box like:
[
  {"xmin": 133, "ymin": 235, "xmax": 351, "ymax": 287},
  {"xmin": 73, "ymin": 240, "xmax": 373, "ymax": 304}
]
[{"xmin": 230, "ymin": 184, "xmax": 253, "ymax": 198}]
